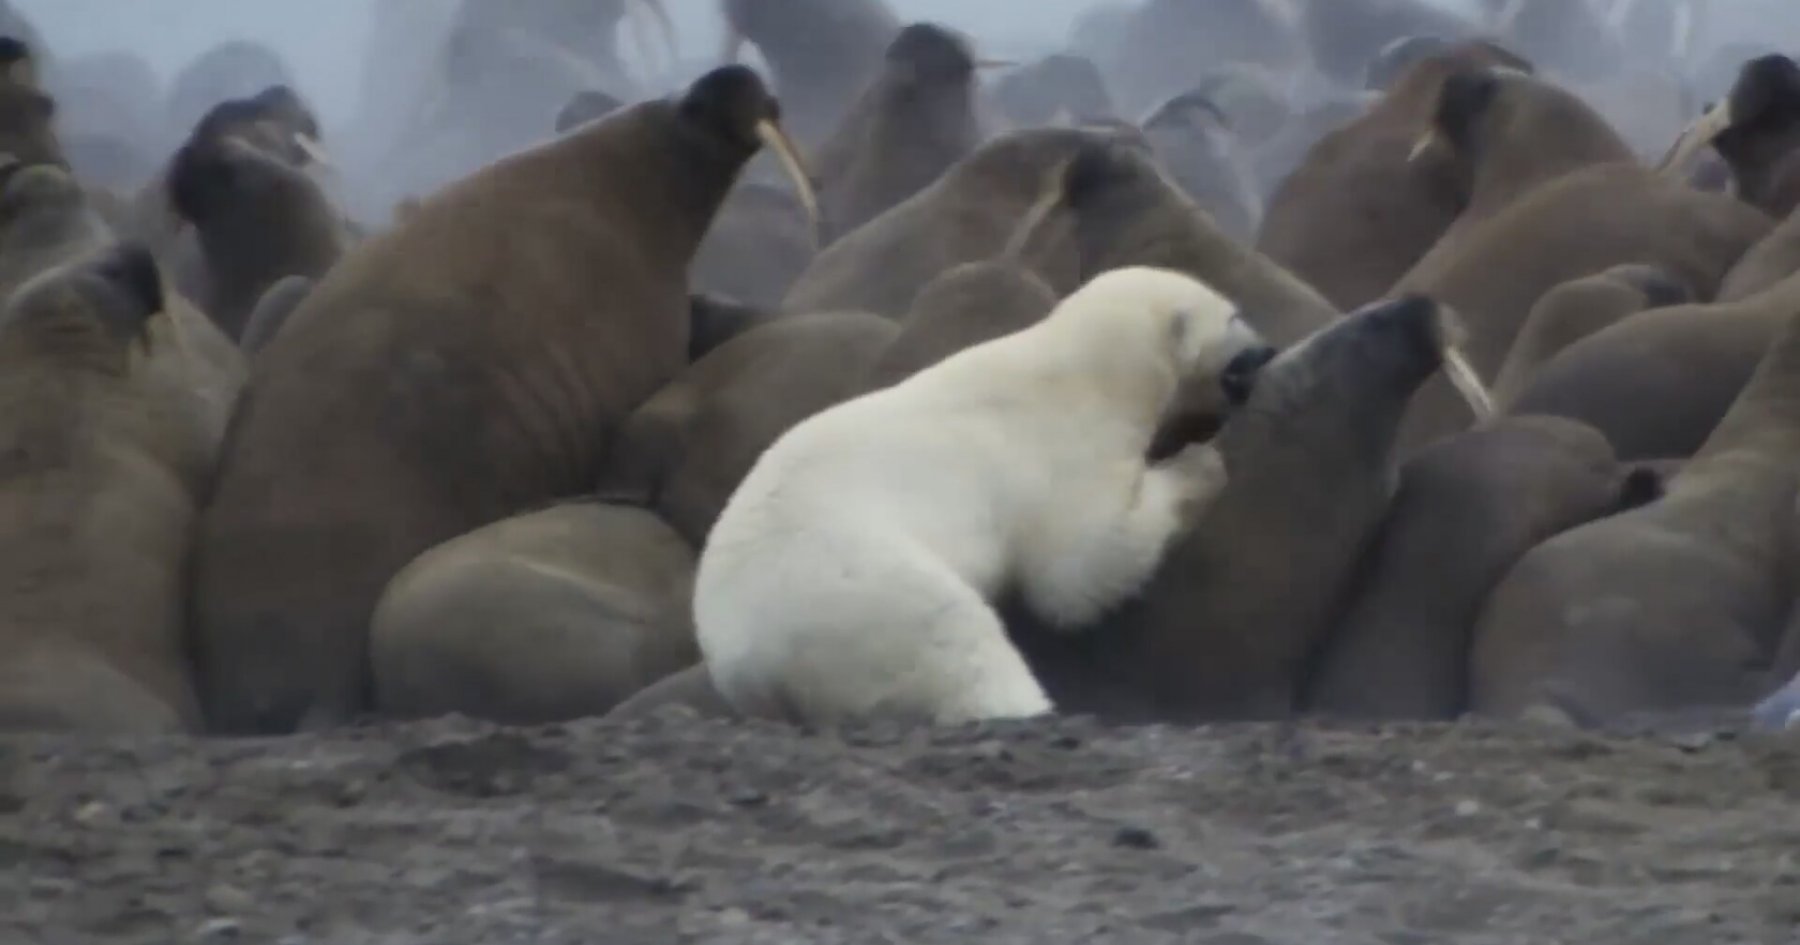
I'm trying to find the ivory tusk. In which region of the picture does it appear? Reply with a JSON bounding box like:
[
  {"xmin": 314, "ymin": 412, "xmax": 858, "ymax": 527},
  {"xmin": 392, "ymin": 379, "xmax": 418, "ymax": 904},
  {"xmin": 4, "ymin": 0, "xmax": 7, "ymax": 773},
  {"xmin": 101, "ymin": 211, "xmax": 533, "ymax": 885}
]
[
  {"xmin": 1000, "ymin": 156, "xmax": 1076, "ymax": 261},
  {"xmin": 1656, "ymin": 99, "xmax": 1733, "ymax": 175},
  {"xmin": 292, "ymin": 132, "xmax": 335, "ymax": 170},
  {"xmin": 1442, "ymin": 345, "xmax": 1494, "ymax": 420},
  {"xmin": 1406, "ymin": 129, "xmax": 1442, "ymax": 164},
  {"xmin": 755, "ymin": 118, "xmax": 822, "ymax": 244},
  {"xmin": 1433, "ymin": 306, "xmax": 1494, "ymax": 420}
]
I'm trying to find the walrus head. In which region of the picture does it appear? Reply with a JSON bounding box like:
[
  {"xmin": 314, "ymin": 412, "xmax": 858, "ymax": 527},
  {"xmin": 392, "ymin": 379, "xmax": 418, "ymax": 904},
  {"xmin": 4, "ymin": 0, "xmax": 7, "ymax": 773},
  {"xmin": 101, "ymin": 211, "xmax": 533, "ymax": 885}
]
[
  {"xmin": 188, "ymin": 84, "xmax": 329, "ymax": 172},
  {"xmin": 679, "ymin": 65, "xmax": 820, "ymax": 239},
  {"xmin": 0, "ymin": 36, "xmax": 60, "ymax": 168},
  {"xmin": 0, "ymin": 34, "xmax": 36, "ymax": 87},
  {"xmin": 1658, "ymin": 54, "xmax": 1800, "ymax": 204},
  {"xmin": 0, "ymin": 156, "xmax": 83, "ymax": 222},
  {"xmin": 165, "ymin": 112, "xmax": 331, "ymax": 241},
  {"xmin": 1266, "ymin": 294, "xmax": 1492, "ymax": 427},
  {"xmin": 0, "ymin": 241, "xmax": 165, "ymax": 365}
]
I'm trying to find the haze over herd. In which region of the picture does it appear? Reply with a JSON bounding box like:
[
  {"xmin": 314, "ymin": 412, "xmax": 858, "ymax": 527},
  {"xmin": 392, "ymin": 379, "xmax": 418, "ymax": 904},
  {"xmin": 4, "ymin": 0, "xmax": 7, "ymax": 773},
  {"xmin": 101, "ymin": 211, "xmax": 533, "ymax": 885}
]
[{"xmin": 0, "ymin": 0, "xmax": 1798, "ymax": 760}]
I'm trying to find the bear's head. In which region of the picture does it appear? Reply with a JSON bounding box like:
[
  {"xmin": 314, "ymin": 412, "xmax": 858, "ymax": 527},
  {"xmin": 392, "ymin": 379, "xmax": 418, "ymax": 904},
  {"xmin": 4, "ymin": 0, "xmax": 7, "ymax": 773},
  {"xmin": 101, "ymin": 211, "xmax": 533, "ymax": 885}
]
[{"xmin": 1049, "ymin": 266, "xmax": 1276, "ymax": 409}]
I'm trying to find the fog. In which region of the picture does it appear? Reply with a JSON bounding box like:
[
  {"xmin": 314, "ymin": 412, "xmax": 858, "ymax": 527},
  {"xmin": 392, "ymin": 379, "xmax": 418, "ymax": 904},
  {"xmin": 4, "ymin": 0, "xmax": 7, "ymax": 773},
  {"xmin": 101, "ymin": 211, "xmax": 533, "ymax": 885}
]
[{"xmin": 10, "ymin": 0, "xmax": 1489, "ymax": 129}]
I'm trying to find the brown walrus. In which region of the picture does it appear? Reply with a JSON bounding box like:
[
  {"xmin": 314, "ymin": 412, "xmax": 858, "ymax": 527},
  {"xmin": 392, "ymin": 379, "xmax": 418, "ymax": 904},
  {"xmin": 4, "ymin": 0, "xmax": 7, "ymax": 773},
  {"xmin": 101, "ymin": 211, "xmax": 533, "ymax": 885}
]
[
  {"xmin": 1469, "ymin": 294, "xmax": 1800, "ymax": 725},
  {"xmin": 0, "ymin": 244, "xmax": 244, "ymax": 733},
  {"xmin": 1304, "ymin": 416, "xmax": 1661, "ymax": 721},
  {"xmin": 370, "ymin": 499, "xmax": 697, "ymax": 725},
  {"xmin": 191, "ymin": 66, "xmax": 820, "ymax": 734}
]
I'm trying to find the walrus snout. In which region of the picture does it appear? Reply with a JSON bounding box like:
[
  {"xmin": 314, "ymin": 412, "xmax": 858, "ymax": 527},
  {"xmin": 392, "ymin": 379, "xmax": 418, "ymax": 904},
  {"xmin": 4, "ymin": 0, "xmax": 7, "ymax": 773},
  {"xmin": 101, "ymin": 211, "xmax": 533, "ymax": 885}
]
[{"xmin": 1220, "ymin": 344, "xmax": 1276, "ymax": 406}]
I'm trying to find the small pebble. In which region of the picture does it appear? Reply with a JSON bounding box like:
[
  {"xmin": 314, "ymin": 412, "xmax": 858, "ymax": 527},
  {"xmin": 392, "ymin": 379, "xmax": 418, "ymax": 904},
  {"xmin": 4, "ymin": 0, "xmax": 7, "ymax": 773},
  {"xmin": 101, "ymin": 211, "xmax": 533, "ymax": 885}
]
[
  {"xmin": 1453, "ymin": 800, "xmax": 1481, "ymax": 817},
  {"xmin": 1113, "ymin": 826, "xmax": 1162, "ymax": 850},
  {"xmin": 206, "ymin": 884, "xmax": 256, "ymax": 915}
]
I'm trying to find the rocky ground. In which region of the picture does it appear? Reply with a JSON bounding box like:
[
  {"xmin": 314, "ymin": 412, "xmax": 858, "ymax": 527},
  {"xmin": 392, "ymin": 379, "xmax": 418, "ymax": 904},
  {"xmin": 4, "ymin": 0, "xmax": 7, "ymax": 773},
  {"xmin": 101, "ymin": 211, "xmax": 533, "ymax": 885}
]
[{"xmin": 1, "ymin": 709, "xmax": 1797, "ymax": 944}]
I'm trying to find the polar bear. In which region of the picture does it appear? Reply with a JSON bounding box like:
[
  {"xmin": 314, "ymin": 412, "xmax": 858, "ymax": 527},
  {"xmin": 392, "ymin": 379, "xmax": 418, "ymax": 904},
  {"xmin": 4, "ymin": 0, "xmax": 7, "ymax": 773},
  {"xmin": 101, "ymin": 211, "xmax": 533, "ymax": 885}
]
[{"xmin": 693, "ymin": 265, "xmax": 1276, "ymax": 727}]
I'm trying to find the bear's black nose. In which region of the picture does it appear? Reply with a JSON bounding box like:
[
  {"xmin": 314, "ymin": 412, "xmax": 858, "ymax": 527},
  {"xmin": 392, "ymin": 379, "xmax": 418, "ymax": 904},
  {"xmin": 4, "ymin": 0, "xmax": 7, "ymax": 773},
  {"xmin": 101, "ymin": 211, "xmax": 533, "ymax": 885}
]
[{"xmin": 1220, "ymin": 344, "xmax": 1277, "ymax": 406}]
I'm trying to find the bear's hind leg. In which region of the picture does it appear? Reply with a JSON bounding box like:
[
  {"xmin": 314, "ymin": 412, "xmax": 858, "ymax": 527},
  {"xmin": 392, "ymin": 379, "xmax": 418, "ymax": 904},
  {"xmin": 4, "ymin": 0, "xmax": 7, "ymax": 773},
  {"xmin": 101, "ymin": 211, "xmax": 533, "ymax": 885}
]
[
  {"xmin": 768, "ymin": 555, "xmax": 1056, "ymax": 727},
  {"xmin": 1018, "ymin": 441, "xmax": 1228, "ymax": 630}
]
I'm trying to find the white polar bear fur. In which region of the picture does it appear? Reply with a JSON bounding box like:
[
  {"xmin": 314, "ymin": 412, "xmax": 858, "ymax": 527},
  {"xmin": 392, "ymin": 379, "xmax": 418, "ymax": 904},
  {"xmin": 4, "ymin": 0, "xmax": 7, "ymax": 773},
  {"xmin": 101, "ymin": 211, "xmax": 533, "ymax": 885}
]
[{"xmin": 693, "ymin": 266, "xmax": 1265, "ymax": 727}]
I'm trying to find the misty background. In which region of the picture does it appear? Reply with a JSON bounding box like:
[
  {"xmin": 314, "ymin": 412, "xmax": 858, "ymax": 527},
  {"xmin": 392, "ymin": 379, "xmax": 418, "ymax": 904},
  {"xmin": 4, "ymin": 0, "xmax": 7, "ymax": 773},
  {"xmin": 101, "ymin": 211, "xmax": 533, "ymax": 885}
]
[{"xmin": 10, "ymin": 1, "xmax": 1491, "ymax": 129}]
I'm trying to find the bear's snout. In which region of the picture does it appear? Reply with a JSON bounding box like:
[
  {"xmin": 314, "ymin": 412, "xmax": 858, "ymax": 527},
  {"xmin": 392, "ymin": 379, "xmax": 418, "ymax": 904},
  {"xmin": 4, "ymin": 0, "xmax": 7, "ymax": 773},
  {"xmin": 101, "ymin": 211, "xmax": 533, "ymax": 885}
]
[{"xmin": 1220, "ymin": 344, "xmax": 1277, "ymax": 406}]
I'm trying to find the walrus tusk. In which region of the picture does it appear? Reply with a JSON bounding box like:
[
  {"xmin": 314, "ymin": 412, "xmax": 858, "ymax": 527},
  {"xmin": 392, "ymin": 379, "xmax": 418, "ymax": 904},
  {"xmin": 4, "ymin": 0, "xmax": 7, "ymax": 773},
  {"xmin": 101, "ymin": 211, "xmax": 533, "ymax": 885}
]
[
  {"xmin": 755, "ymin": 119, "xmax": 822, "ymax": 243},
  {"xmin": 1406, "ymin": 129, "xmax": 1443, "ymax": 164},
  {"xmin": 292, "ymin": 132, "xmax": 334, "ymax": 170},
  {"xmin": 1442, "ymin": 345, "xmax": 1493, "ymax": 420},
  {"xmin": 1657, "ymin": 99, "xmax": 1733, "ymax": 175},
  {"xmin": 1433, "ymin": 306, "xmax": 1494, "ymax": 420},
  {"xmin": 1001, "ymin": 156, "xmax": 1077, "ymax": 261}
]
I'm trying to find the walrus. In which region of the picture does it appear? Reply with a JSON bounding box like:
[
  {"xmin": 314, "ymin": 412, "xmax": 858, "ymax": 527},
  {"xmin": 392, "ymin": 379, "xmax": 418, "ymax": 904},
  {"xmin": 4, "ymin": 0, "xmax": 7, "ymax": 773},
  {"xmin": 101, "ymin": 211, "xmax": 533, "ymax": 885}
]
[
  {"xmin": 127, "ymin": 84, "xmax": 330, "ymax": 298},
  {"xmin": 44, "ymin": 48, "xmax": 162, "ymax": 134},
  {"xmin": 162, "ymin": 40, "xmax": 298, "ymax": 149},
  {"xmin": 811, "ymin": 23, "xmax": 989, "ymax": 242},
  {"xmin": 782, "ymin": 126, "xmax": 1141, "ymax": 319},
  {"xmin": 1576, "ymin": 65, "xmax": 1694, "ymax": 165},
  {"xmin": 237, "ymin": 274, "xmax": 314, "ymax": 356},
  {"xmin": 0, "ymin": 243, "xmax": 242, "ymax": 734},
  {"xmin": 1304, "ymin": 416, "xmax": 1662, "ymax": 721},
  {"xmin": 165, "ymin": 115, "xmax": 350, "ymax": 340},
  {"xmin": 0, "ymin": 3, "xmax": 45, "ymax": 67},
  {"xmin": 369, "ymin": 498, "xmax": 697, "ymax": 725},
  {"xmin": 719, "ymin": 0, "xmax": 901, "ymax": 146},
  {"xmin": 1136, "ymin": 90, "xmax": 1263, "ymax": 243},
  {"xmin": 448, "ymin": 0, "xmax": 677, "ymax": 101},
  {"xmin": 1250, "ymin": 93, "xmax": 1374, "ymax": 203},
  {"xmin": 0, "ymin": 159, "xmax": 115, "ymax": 302},
  {"xmin": 1718, "ymin": 203, "xmax": 1800, "ymax": 302},
  {"xmin": 1392, "ymin": 163, "xmax": 1772, "ymax": 456},
  {"xmin": 190, "ymin": 65, "xmax": 821, "ymax": 734},
  {"xmin": 0, "ymin": 36, "xmax": 63, "ymax": 167},
  {"xmin": 1501, "ymin": 265, "xmax": 1800, "ymax": 461},
  {"xmin": 990, "ymin": 54, "xmax": 1117, "ymax": 128},
  {"xmin": 1256, "ymin": 41, "xmax": 1532, "ymax": 311},
  {"xmin": 1490, "ymin": 263, "xmax": 1691, "ymax": 403},
  {"xmin": 860, "ymin": 261, "xmax": 1059, "ymax": 391},
  {"xmin": 1659, "ymin": 54, "xmax": 1800, "ymax": 219},
  {"xmin": 598, "ymin": 310, "xmax": 900, "ymax": 548},
  {"xmin": 686, "ymin": 292, "xmax": 776, "ymax": 362},
  {"xmin": 1012, "ymin": 138, "xmax": 1339, "ymax": 348},
  {"xmin": 1399, "ymin": 65, "xmax": 1637, "ymax": 264},
  {"xmin": 1100, "ymin": 0, "xmax": 1308, "ymax": 115},
  {"xmin": 1485, "ymin": 0, "xmax": 1623, "ymax": 82},
  {"xmin": 554, "ymin": 89, "xmax": 626, "ymax": 134},
  {"xmin": 1296, "ymin": 0, "xmax": 1482, "ymax": 87},
  {"xmin": 1008, "ymin": 294, "xmax": 1494, "ymax": 723},
  {"xmin": 1468, "ymin": 295, "xmax": 1800, "ymax": 725},
  {"xmin": 690, "ymin": 181, "xmax": 818, "ymax": 310}
]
